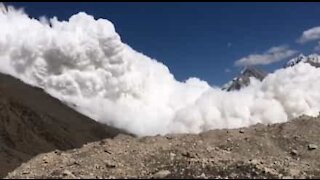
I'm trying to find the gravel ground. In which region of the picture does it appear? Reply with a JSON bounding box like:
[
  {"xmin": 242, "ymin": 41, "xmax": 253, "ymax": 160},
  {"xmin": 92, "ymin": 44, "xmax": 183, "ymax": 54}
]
[{"xmin": 6, "ymin": 115, "xmax": 320, "ymax": 179}]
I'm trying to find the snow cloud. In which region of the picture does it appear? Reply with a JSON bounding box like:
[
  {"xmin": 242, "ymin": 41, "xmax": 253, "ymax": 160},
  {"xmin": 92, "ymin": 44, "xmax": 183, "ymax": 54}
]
[{"xmin": 1, "ymin": 4, "xmax": 320, "ymax": 137}]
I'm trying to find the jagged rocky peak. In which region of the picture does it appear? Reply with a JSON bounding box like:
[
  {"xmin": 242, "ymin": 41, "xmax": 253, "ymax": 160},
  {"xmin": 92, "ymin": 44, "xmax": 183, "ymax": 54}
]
[
  {"xmin": 285, "ymin": 53, "xmax": 320, "ymax": 68},
  {"xmin": 222, "ymin": 66, "xmax": 268, "ymax": 91},
  {"xmin": 223, "ymin": 53, "xmax": 320, "ymax": 92},
  {"xmin": 0, "ymin": 3, "xmax": 18, "ymax": 14},
  {"xmin": 240, "ymin": 66, "xmax": 267, "ymax": 81},
  {"xmin": 0, "ymin": 3, "xmax": 7, "ymax": 14}
]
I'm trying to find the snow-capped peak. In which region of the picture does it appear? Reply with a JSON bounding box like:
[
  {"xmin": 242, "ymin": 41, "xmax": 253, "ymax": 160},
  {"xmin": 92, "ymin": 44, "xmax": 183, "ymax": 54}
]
[
  {"xmin": 285, "ymin": 53, "xmax": 320, "ymax": 67},
  {"xmin": 222, "ymin": 66, "xmax": 267, "ymax": 91},
  {"xmin": 0, "ymin": 3, "xmax": 7, "ymax": 14}
]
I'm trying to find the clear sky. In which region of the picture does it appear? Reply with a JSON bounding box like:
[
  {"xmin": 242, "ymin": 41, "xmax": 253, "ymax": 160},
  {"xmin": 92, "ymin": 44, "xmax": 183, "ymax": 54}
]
[{"xmin": 5, "ymin": 2, "xmax": 320, "ymax": 86}]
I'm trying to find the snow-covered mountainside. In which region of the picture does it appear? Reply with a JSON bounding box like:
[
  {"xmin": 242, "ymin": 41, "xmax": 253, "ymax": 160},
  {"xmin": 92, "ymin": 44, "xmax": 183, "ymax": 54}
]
[
  {"xmin": 223, "ymin": 54, "xmax": 320, "ymax": 92},
  {"xmin": 285, "ymin": 54, "xmax": 320, "ymax": 68},
  {"xmin": 222, "ymin": 66, "xmax": 268, "ymax": 91}
]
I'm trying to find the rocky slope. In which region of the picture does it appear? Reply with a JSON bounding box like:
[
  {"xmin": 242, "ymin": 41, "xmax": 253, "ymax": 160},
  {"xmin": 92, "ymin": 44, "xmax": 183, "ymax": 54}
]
[
  {"xmin": 6, "ymin": 115, "xmax": 320, "ymax": 179},
  {"xmin": 0, "ymin": 73, "xmax": 125, "ymax": 178}
]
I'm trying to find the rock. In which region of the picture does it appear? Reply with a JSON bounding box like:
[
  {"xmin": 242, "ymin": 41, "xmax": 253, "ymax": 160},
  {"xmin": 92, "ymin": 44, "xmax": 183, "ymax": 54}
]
[
  {"xmin": 62, "ymin": 170, "xmax": 75, "ymax": 178},
  {"xmin": 42, "ymin": 158, "xmax": 49, "ymax": 164},
  {"xmin": 22, "ymin": 171, "xmax": 30, "ymax": 175},
  {"xmin": 199, "ymin": 173, "xmax": 207, "ymax": 178},
  {"xmin": 104, "ymin": 160, "xmax": 116, "ymax": 168},
  {"xmin": 153, "ymin": 170, "xmax": 171, "ymax": 178},
  {"xmin": 80, "ymin": 175, "xmax": 94, "ymax": 179},
  {"xmin": 263, "ymin": 167, "xmax": 277, "ymax": 176},
  {"xmin": 166, "ymin": 136, "xmax": 173, "ymax": 140},
  {"xmin": 181, "ymin": 151, "xmax": 196, "ymax": 158},
  {"xmin": 169, "ymin": 152, "xmax": 176, "ymax": 160},
  {"xmin": 94, "ymin": 164, "xmax": 101, "ymax": 169},
  {"xmin": 249, "ymin": 159, "xmax": 260, "ymax": 165},
  {"xmin": 308, "ymin": 144, "xmax": 318, "ymax": 150},
  {"xmin": 290, "ymin": 149, "xmax": 298, "ymax": 156},
  {"xmin": 104, "ymin": 149, "xmax": 112, "ymax": 154},
  {"xmin": 239, "ymin": 129, "xmax": 244, "ymax": 133},
  {"xmin": 288, "ymin": 169, "xmax": 300, "ymax": 177},
  {"xmin": 229, "ymin": 172, "xmax": 237, "ymax": 178},
  {"xmin": 54, "ymin": 150, "xmax": 62, "ymax": 155},
  {"xmin": 283, "ymin": 176, "xmax": 293, "ymax": 179},
  {"xmin": 66, "ymin": 159, "xmax": 78, "ymax": 166}
]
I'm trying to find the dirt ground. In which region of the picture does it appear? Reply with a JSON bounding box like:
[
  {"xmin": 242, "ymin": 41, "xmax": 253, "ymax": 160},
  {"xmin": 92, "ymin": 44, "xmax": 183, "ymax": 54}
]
[{"xmin": 6, "ymin": 114, "xmax": 320, "ymax": 179}]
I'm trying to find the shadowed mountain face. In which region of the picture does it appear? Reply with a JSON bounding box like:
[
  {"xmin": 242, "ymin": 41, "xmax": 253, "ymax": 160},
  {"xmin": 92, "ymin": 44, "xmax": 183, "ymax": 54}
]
[
  {"xmin": 222, "ymin": 66, "xmax": 268, "ymax": 91},
  {"xmin": 0, "ymin": 73, "xmax": 126, "ymax": 177}
]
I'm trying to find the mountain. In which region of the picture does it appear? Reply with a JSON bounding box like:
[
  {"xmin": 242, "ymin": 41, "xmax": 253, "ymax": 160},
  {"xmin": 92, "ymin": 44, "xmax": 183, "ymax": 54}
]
[
  {"xmin": 285, "ymin": 53, "xmax": 320, "ymax": 68},
  {"xmin": 0, "ymin": 3, "xmax": 7, "ymax": 13},
  {"xmin": 0, "ymin": 73, "xmax": 127, "ymax": 177},
  {"xmin": 222, "ymin": 54, "xmax": 320, "ymax": 92},
  {"xmin": 222, "ymin": 66, "xmax": 268, "ymax": 91}
]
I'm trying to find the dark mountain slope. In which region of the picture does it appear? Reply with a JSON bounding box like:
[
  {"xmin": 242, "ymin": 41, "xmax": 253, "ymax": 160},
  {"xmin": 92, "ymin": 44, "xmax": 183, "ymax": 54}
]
[{"xmin": 0, "ymin": 73, "xmax": 126, "ymax": 177}]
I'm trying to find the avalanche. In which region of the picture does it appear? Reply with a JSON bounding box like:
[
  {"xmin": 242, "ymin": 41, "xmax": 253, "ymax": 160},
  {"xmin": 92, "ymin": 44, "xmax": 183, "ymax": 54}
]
[{"xmin": 1, "ymin": 4, "xmax": 320, "ymax": 136}]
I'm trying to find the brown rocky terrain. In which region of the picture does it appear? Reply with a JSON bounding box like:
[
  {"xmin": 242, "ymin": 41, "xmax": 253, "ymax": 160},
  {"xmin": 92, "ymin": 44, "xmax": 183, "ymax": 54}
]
[
  {"xmin": 5, "ymin": 114, "xmax": 320, "ymax": 179},
  {"xmin": 0, "ymin": 73, "xmax": 125, "ymax": 178}
]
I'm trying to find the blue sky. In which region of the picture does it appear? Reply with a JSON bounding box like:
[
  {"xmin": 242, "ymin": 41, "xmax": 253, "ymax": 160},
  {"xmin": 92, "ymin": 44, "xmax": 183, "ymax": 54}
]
[{"xmin": 6, "ymin": 2, "xmax": 320, "ymax": 86}]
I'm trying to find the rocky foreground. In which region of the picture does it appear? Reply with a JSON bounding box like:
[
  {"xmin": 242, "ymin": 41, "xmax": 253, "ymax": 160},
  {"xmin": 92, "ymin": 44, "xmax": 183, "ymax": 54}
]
[{"xmin": 5, "ymin": 115, "xmax": 320, "ymax": 179}]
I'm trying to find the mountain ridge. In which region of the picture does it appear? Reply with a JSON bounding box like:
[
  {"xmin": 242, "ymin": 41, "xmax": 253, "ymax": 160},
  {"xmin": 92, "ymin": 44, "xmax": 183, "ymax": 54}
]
[
  {"xmin": 222, "ymin": 66, "xmax": 268, "ymax": 91},
  {"xmin": 222, "ymin": 53, "xmax": 320, "ymax": 91}
]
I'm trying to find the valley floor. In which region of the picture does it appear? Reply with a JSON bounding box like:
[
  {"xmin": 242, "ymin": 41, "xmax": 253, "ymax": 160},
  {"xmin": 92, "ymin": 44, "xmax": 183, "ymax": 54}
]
[{"xmin": 5, "ymin": 115, "xmax": 320, "ymax": 179}]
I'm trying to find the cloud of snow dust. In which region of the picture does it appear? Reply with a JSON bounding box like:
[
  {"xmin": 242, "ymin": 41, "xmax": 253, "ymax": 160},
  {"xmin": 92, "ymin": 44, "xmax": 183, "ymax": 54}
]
[{"xmin": 1, "ymin": 4, "xmax": 320, "ymax": 136}]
